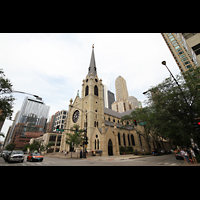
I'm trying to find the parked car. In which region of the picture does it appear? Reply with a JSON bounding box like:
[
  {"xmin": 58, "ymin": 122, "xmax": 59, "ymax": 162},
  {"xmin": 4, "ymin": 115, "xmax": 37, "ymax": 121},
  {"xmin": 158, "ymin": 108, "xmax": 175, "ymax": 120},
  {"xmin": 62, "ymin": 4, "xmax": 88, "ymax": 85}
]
[
  {"xmin": 160, "ymin": 150, "xmax": 166, "ymax": 155},
  {"xmin": 1, "ymin": 150, "xmax": 11, "ymax": 158},
  {"xmin": 152, "ymin": 149, "xmax": 160, "ymax": 156},
  {"xmin": 3, "ymin": 151, "xmax": 11, "ymax": 160},
  {"xmin": 4, "ymin": 150, "xmax": 24, "ymax": 163},
  {"xmin": 27, "ymin": 152, "xmax": 43, "ymax": 162},
  {"xmin": 175, "ymin": 152, "xmax": 184, "ymax": 160}
]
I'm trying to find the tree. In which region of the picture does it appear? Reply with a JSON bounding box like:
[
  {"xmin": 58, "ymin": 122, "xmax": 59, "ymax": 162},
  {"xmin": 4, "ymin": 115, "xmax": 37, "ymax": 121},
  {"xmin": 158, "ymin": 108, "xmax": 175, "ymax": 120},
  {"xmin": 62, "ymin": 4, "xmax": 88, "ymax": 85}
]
[
  {"xmin": 65, "ymin": 125, "xmax": 84, "ymax": 158},
  {"xmin": 121, "ymin": 67, "xmax": 200, "ymax": 150},
  {"xmin": 5, "ymin": 143, "xmax": 16, "ymax": 151},
  {"xmin": 29, "ymin": 141, "xmax": 40, "ymax": 152},
  {"xmin": 144, "ymin": 66, "xmax": 200, "ymax": 148},
  {"xmin": 0, "ymin": 69, "xmax": 15, "ymax": 121},
  {"xmin": 121, "ymin": 107, "xmax": 159, "ymax": 152},
  {"xmin": 22, "ymin": 143, "xmax": 30, "ymax": 152}
]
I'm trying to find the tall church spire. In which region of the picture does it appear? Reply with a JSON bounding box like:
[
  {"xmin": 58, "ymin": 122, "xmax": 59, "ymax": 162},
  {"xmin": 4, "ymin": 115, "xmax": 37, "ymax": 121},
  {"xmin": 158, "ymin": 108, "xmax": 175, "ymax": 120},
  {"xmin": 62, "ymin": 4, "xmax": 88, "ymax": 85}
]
[{"xmin": 88, "ymin": 44, "xmax": 97, "ymax": 77}]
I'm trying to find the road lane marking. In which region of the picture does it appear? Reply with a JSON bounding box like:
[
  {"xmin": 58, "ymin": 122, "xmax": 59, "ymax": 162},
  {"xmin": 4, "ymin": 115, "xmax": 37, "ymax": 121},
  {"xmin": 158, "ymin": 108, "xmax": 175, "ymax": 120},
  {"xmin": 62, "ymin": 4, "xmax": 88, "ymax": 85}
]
[
  {"xmin": 36, "ymin": 162, "xmax": 42, "ymax": 165},
  {"xmin": 43, "ymin": 162, "xmax": 50, "ymax": 164},
  {"xmin": 171, "ymin": 163, "xmax": 176, "ymax": 165}
]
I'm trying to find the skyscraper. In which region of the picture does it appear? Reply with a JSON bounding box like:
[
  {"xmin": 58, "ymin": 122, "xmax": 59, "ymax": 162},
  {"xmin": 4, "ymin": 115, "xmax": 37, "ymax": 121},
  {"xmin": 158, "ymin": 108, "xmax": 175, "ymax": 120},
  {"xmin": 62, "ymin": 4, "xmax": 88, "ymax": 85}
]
[
  {"xmin": 161, "ymin": 33, "xmax": 200, "ymax": 74},
  {"xmin": 182, "ymin": 33, "xmax": 200, "ymax": 64},
  {"xmin": 103, "ymin": 84, "xmax": 115, "ymax": 109},
  {"xmin": 115, "ymin": 76, "xmax": 129, "ymax": 101},
  {"xmin": 6, "ymin": 96, "xmax": 50, "ymax": 144}
]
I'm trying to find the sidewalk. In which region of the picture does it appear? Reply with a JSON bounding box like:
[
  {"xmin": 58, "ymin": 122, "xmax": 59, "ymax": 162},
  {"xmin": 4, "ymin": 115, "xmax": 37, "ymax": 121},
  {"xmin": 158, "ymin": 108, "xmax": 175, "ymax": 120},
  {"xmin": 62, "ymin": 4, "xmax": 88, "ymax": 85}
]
[
  {"xmin": 180, "ymin": 162, "xmax": 200, "ymax": 166},
  {"xmin": 44, "ymin": 152, "xmax": 143, "ymax": 160}
]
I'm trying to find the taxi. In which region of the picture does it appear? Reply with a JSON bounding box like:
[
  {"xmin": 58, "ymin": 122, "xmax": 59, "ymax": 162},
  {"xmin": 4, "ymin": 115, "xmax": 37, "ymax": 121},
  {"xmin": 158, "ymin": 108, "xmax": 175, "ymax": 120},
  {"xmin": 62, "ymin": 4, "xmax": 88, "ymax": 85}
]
[{"xmin": 27, "ymin": 152, "xmax": 43, "ymax": 162}]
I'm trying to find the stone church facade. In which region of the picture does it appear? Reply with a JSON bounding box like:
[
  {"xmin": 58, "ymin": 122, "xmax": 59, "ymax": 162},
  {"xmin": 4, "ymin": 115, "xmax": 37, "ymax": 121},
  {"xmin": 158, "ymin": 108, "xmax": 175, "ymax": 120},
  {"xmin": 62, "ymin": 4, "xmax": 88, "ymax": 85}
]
[{"xmin": 59, "ymin": 45, "xmax": 171, "ymax": 156}]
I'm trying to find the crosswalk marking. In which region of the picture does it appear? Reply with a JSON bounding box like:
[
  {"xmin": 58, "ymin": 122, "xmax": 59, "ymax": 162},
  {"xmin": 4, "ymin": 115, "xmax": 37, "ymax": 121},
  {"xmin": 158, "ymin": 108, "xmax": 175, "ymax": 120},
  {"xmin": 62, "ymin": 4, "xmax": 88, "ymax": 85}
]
[{"xmin": 36, "ymin": 162, "xmax": 42, "ymax": 165}]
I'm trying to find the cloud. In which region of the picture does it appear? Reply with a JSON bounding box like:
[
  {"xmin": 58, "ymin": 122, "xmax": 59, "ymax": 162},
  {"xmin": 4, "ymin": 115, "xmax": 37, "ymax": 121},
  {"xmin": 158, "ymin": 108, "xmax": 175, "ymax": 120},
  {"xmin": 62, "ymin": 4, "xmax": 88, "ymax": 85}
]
[{"xmin": 0, "ymin": 33, "xmax": 182, "ymax": 137}]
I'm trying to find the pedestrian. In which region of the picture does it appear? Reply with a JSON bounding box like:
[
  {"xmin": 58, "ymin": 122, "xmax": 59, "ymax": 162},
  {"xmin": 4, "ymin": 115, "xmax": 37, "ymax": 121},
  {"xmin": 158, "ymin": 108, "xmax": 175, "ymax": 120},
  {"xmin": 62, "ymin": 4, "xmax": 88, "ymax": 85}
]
[
  {"xmin": 184, "ymin": 149, "xmax": 190, "ymax": 164},
  {"xmin": 65, "ymin": 151, "xmax": 66, "ymax": 156},
  {"xmin": 180, "ymin": 149, "xmax": 186, "ymax": 163},
  {"xmin": 190, "ymin": 148, "xmax": 197, "ymax": 164}
]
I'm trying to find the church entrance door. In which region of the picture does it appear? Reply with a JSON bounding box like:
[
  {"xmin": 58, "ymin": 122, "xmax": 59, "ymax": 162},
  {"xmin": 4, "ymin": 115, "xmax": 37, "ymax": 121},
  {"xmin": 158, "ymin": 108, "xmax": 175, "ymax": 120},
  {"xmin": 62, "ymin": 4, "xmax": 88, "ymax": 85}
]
[{"xmin": 108, "ymin": 139, "xmax": 113, "ymax": 156}]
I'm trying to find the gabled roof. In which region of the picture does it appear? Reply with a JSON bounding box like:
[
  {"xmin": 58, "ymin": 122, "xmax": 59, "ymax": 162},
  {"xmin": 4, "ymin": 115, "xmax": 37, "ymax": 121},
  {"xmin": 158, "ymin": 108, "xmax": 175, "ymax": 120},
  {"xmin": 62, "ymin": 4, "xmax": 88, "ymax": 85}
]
[{"xmin": 104, "ymin": 107, "xmax": 135, "ymax": 118}]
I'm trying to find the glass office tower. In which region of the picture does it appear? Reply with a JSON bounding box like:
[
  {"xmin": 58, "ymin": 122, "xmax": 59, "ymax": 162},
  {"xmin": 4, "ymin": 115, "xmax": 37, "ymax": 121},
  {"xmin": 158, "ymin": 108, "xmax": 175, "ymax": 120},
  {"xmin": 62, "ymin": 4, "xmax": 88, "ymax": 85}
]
[{"xmin": 7, "ymin": 96, "xmax": 50, "ymax": 144}]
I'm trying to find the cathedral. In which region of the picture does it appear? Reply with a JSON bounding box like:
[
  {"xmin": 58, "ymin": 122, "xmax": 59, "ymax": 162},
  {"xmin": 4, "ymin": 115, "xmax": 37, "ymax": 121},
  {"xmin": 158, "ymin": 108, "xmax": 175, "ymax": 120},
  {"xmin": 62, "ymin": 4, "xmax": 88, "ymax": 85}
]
[{"xmin": 59, "ymin": 45, "xmax": 170, "ymax": 156}]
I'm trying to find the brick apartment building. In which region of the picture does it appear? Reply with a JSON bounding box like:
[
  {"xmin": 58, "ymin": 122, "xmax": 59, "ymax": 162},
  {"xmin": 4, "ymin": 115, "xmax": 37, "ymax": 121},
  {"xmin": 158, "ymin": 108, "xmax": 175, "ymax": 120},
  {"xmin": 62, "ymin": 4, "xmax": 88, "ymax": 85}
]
[{"xmin": 10, "ymin": 122, "xmax": 44, "ymax": 149}]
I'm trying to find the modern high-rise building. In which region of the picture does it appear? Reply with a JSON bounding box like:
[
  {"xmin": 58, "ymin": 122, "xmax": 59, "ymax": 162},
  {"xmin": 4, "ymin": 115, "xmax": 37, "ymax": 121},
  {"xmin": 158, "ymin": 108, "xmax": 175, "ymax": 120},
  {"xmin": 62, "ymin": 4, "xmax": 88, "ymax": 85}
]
[
  {"xmin": 127, "ymin": 96, "xmax": 139, "ymax": 108},
  {"xmin": 53, "ymin": 110, "xmax": 68, "ymax": 132},
  {"xmin": 161, "ymin": 33, "xmax": 200, "ymax": 74},
  {"xmin": 6, "ymin": 96, "xmax": 50, "ymax": 145},
  {"xmin": 103, "ymin": 84, "xmax": 115, "ymax": 109},
  {"xmin": 182, "ymin": 33, "xmax": 200, "ymax": 64},
  {"xmin": 112, "ymin": 76, "xmax": 142, "ymax": 113},
  {"xmin": 115, "ymin": 76, "xmax": 129, "ymax": 101},
  {"xmin": 107, "ymin": 90, "xmax": 115, "ymax": 109}
]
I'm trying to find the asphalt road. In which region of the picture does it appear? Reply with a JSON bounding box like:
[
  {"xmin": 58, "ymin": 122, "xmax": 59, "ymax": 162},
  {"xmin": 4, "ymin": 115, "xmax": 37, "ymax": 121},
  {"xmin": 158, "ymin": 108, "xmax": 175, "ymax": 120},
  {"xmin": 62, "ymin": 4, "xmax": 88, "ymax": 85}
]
[{"xmin": 0, "ymin": 154, "xmax": 185, "ymax": 166}]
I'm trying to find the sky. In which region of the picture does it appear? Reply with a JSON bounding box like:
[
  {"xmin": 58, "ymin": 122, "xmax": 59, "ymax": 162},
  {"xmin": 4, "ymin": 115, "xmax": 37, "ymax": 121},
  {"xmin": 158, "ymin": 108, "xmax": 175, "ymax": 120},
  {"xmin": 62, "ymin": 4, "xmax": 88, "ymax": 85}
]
[{"xmin": 0, "ymin": 33, "xmax": 181, "ymax": 140}]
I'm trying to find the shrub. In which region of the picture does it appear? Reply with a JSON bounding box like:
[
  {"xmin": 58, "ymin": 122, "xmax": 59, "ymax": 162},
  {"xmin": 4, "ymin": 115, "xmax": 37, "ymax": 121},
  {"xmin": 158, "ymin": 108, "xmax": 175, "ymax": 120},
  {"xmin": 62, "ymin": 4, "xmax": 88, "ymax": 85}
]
[{"xmin": 196, "ymin": 154, "xmax": 200, "ymax": 163}]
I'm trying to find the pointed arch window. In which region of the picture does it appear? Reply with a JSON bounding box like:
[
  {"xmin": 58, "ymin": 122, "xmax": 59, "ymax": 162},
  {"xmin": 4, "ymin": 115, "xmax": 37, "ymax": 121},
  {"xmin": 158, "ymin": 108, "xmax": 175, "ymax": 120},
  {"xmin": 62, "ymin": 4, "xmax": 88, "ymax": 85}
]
[
  {"xmin": 85, "ymin": 85, "xmax": 89, "ymax": 96},
  {"xmin": 131, "ymin": 134, "xmax": 135, "ymax": 146},
  {"xmin": 118, "ymin": 133, "xmax": 121, "ymax": 146},
  {"xmin": 94, "ymin": 85, "xmax": 98, "ymax": 96},
  {"xmin": 123, "ymin": 134, "xmax": 126, "ymax": 146},
  {"xmin": 128, "ymin": 134, "xmax": 130, "ymax": 146}
]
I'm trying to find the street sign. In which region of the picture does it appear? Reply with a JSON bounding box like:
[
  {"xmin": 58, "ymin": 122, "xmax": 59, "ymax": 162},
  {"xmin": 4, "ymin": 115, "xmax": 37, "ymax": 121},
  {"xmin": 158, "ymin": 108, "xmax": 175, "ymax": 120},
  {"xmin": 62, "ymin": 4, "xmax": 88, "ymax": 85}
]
[
  {"xmin": 139, "ymin": 122, "xmax": 146, "ymax": 126},
  {"xmin": 57, "ymin": 129, "xmax": 64, "ymax": 132}
]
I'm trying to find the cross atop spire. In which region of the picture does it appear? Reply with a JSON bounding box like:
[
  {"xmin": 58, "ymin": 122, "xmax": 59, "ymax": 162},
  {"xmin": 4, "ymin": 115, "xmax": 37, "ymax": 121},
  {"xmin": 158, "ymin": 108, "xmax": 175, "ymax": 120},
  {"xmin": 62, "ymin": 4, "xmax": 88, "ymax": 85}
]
[{"xmin": 88, "ymin": 44, "xmax": 97, "ymax": 77}]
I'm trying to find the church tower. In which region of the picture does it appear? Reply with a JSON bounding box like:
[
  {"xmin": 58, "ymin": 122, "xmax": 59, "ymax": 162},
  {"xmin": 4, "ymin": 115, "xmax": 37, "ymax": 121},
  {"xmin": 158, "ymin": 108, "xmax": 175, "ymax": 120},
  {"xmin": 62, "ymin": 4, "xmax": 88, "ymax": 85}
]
[
  {"xmin": 81, "ymin": 44, "xmax": 104, "ymax": 152},
  {"xmin": 60, "ymin": 45, "xmax": 104, "ymax": 153}
]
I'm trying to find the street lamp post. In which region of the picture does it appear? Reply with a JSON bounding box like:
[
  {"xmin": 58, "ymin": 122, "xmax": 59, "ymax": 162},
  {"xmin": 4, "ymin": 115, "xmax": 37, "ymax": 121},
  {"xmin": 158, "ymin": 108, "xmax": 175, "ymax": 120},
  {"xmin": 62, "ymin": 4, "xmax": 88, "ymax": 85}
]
[
  {"xmin": 161, "ymin": 61, "xmax": 194, "ymax": 117},
  {"xmin": 12, "ymin": 90, "xmax": 42, "ymax": 100}
]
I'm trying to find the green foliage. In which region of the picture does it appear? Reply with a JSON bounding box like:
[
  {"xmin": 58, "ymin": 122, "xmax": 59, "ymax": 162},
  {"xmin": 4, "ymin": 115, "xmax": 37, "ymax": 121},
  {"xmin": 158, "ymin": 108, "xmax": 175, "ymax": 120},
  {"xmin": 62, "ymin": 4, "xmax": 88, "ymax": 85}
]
[
  {"xmin": 23, "ymin": 141, "xmax": 54, "ymax": 153},
  {"xmin": 122, "ymin": 66, "xmax": 200, "ymax": 149},
  {"xmin": 196, "ymin": 154, "xmax": 200, "ymax": 163},
  {"xmin": 5, "ymin": 143, "xmax": 16, "ymax": 151},
  {"xmin": 22, "ymin": 143, "xmax": 30, "ymax": 152},
  {"xmin": 65, "ymin": 125, "xmax": 84, "ymax": 147},
  {"xmin": 119, "ymin": 146, "xmax": 134, "ymax": 154},
  {"xmin": 0, "ymin": 69, "xmax": 15, "ymax": 121},
  {"xmin": 29, "ymin": 141, "xmax": 40, "ymax": 152}
]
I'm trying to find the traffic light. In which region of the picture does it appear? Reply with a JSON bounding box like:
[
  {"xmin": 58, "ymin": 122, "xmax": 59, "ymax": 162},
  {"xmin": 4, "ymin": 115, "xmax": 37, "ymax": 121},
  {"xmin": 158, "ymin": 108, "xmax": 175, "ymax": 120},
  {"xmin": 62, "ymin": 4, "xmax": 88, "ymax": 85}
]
[
  {"xmin": 193, "ymin": 119, "xmax": 200, "ymax": 132},
  {"xmin": 85, "ymin": 136, "xmax": 88, "ymax": 144},
  {"xmin": 75, "ymin": 128, "xmax": 78, "ymax": 133},
  {"xmin": 134, "ymin": 119, "xmax": 137, "ymax": 126}
]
